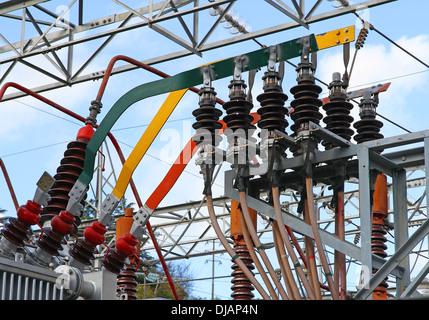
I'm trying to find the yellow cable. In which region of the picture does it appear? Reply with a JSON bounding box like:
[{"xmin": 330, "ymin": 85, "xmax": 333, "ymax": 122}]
[{"xmin": 112, "ymin": 89, "xmax": 188, "ymax": 199}]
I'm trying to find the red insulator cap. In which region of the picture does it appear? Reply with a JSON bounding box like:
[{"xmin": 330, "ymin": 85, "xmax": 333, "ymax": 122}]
[
  {"xmin": 16, "ymin": 200, "xmax": 41, "ymax": 225},
  {"xmin": 51, "ymin": 210, "xmax": 76, "ymax": 235},
  {"xmin": 116, "ymin": 233, "xmax": 138, "ymax": 257},
  {"xmin": 83, "ymin": 221, "xmax": 107, "ymax": 245},
  {"xmin": 76, "ymin": 124, "xmax": 94, "ymax": 141}
]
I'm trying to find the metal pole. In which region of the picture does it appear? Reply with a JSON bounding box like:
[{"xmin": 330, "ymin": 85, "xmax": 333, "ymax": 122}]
[
  {"xmin": 392, "ymin": 168, "xmax": 410, "ymax": 296},
  {"xmin": 357, "ymin": 145, "xmax": 372, "ymax": 298}
]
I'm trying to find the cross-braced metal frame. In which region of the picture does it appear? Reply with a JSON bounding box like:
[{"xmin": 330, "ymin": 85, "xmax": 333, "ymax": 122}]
[
  {"xmin": 0, "ymin": 0, "xmax": 395, "ymax": 101},
  {"xmin": 3, "ymin": 0, "xmax": 428, "ymax": 300}
]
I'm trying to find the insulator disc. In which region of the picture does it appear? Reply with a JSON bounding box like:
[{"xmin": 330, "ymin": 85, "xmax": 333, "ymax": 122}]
[
  {"xmin": 289, "ymin": 83, "xmax": 323, "ymax": 134},
  {"xmin": 353, "ymin": 117, "xmax": 384, "ymax": 143},
  {"xmin": 322, "ymin": 99, "xmax": 355, "ymax": 147},
  {"xmin": 256, "ymin": 90, "xmax": 288, "ymax": 132}
]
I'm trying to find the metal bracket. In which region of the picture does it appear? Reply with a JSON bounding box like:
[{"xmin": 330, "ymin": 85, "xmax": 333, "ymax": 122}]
[
  {"xmin": 233, "ymin": 55, "xmax": 248, "ymax": 81},
  {"xmin": 347, "ymin": 82, "xmax": 391, "ymax": 100},
  {"xmin": 201, "ymin": 65, "xmax": 215, "ymax": 88},
  {"xmin": 308, "ymin": 121, "xmax": 351, "ymax": 148},
  {"xmin": 98, "ymin": 193, "xmax": 120, "ymax": 226},
  {"xmin": 315, "ymin": 25, "xmax": 355, "ymax": 50},
  {"xmin": 300, "ymin": 36, "xmax": 311, "ymax": 64},
  {"xmin": 267, "ymin": 45, "xmax": 279, "ymax": 72},
  {"xmin": 66, "ymin": 180, "xmax": 88, "ymax": 216},
  {"xmin": 195, "ymin": 144, "xmax": 225, "ymax": 166},
  {"xmin": 130, "ymin": 204, "xmax": 152, "ymax": 238},
  {"xmin": 33, "ymin": 171, "xmax": 55, "ymax": 207}
]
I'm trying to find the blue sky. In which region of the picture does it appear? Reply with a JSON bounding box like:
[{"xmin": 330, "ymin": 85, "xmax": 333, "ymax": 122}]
[{"xmin": 0, "ymin": 0, "xmax": 428, "ymax": 299}]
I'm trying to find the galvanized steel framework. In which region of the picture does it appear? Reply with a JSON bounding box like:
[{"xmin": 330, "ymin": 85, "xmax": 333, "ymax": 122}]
[
  {"xmin": 0, "ymin": 0, "xmax": 395, "ymax": 100},
  {"xmin": 1, "ymin": 0, "xmax": 429, "ymax": 300}
]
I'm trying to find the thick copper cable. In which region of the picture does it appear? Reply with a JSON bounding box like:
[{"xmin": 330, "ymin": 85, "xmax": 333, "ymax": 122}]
[
  {"xmin": 206, "ymin": 195, "xmax": 271, "ymax": 300},
  {"xmin": 0, "ymin": 80, "xmax": 180, "ymax": 299},
  {"xmin": 285, "ymin": 223, "xmax": 330, "ymax": 292},
  {"xmin": 239, "ymin": 191, "xmax": 289, "ymax": 299},
  {"xmin": 305, "ymin": 178, "xmax": 339, "ymax": 300},
  {"xmin": 231, "ymin": 201, "xmax": 276, "ymax": 299},
  {"xmin": 304, "ymin": 201, "xmax": 323, "ymax": 299},
  {"xmin": 238, "ymin": 217, "xmax": 278, "ymax": 300},
  {"xmin": 271, "ymin": 187, "xmax": 316, "ymax": 300},
  {"xmin": 0, "ymin": 158, "xmax": 19, "ymax": 210},
  {"xmin": 272, "ymin": 220, "xmax": 301, "ymax": 299}
]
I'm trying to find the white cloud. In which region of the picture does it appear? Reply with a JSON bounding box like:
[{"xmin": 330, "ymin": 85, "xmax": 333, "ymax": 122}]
[{"xmin": 317, "ymin": 34, "xmax": 429, "ymax": 137}]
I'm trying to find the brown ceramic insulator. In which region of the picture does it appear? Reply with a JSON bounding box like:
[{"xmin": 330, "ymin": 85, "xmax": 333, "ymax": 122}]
[
  {"xmin": 223, "ymin": 97, "xmax": 256, "ymax": 143},
  {"xmin": 230, "ymin": 241, "xmax": 255, "ymax": 300},
  {"xmin": 102, "ymin": 249, "xmax": 128, "ymax": 275},
  {"xmin": 1, "ymin": 218, "xmax": 32, "ymax": 247},
  {"xmin": 322, "ymin": 98, "xmax": 354, "ymax": 149},
  {"xmin": 37, "ymin": 210, "xmax": 76, "ymax": 256},
  {"xmin": 289, "ymin": 82, "xmax": 323, "ymax": 135},
  {"xmin": 117, "ymin": 263, "xmax": 138, "ymax": 300},
  {"xmin": 353, "ymin": 116, "xmax": 384, "ymax": 143},
  {"xmin": 70, "ymin": 221, "xmax": 107, "ymax": 265},
  {"xmin": 256, "ymin": 90, "xmax": 288, "ymax": 133},
  {"xmin": 371, "ymin": 174, "xmax": 389, "ymax": 299},
  {"xmin": 69, "ymin": 238, "xmax": 98, "ymax": 265},
  {"xmin": 39, "ymin": 139, "xmax": 88, "ymax": 230},
  {"xmin": 192, "ymin": 87, "xmax": 223, "ymax": 148},
  {"xmin": 2, "ymin": 201, "xmax": 42, "ymax": 248},
  {"xmin": 371, "ymin": 223, "xmax": 388, "ymax": 258},
  {"xmin": 37, "ymin": 229, "xmax": 65, "ymax": 255}
]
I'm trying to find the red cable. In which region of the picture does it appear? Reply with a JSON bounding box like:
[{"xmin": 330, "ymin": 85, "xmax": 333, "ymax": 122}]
[
  {"xmin": 0, "ymin": 81, "xmax": 182, "ymax": 298},
  {"xmin": 95, "ymin": 54, "xmax": 225, "ymax": 105},
  {"xmin": 0, "ymin": 158, "xmax": 19, "ymax": 210}
]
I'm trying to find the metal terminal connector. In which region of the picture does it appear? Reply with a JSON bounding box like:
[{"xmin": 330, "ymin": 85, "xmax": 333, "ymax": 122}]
[
  {"xmin": 0, "ymin": 172, "xmax": 52, "ymax": 259},
  {"xmin": 98, "ymin": 193, "xmax": 120, "ymax": 227},
  {"xmin": 194, "ymin": 144, "xmax": 225, "ymax": 166},
  {"xmin": 129, "ymin": 205, "xmax": 152, "ymax": 238},
  {"xmin": 85, "ymin": 99, "xmax": 103, "ymax": 126},
  {"xmin": 66, "ymin": 181, "xmax": 88, "ymax": 216},
  {"xmin": 201, "ymin": 65, "xmax": 215, "ymax": 88},
  {"xmin": 267, "ymin": 45, "xmax": 279, "ymax": 72},
  {"xmin": 33, "ymin": 171, "xmax": 55, "ymax": 207}
]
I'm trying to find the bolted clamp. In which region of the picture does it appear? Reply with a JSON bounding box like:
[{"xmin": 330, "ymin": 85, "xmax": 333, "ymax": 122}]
[
  {"xmin": 66, "ymin": 180, "xmax": 88, "ymax": 216},
  {"xmin": 201, "ymin": 65, "xmax": 215, "ymax": 88},
  {"xmin": 98, "ymin": 193, "xmax": 120, "ymax": 227},
  {"xmin": 33, "ymin": 171, "xmax": 55, "ymax": 207},
  {"xmin": 130, "ymin": 205, "xmax": 153, "ymax": 238},
  {"xmin": 267, "ymin": 45, "xmax": 279, "ymax": 72}
]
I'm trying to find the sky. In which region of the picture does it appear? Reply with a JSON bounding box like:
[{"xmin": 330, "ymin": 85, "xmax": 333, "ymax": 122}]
[{"xmin": 0, "ymin": 0, "xmax": 428, "ymax": 300}]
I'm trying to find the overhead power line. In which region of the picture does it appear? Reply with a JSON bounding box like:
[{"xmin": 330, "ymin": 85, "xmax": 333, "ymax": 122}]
[{"xmin": 353, "ymin": 12, "xmax": 429, "ymax": 69}]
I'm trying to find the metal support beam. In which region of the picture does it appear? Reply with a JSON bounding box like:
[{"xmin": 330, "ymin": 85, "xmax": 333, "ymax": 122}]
[
  {"xmin": 400, "ymin": 260, "xmax": 429, "ymax": 298},
  {"xmin": 0, "ymin": 0, "xmax": 396, "ymax": 100},
  {"xmin": 356, "ymin": 145, "xmax": 373, "ymax": 296},
  {"xmin": 224, "ymin": 169, "xmax": 404, "ymax": 278},
  {"xmin": 393, "ymin": 168, "xmax": 410, "ymax": 296},
  {"xmin": 0, "ymin": 0, "xmax": 50, "ymax": 15},
  {"xmin": 354, "ymin": 217, "xmax": 429, "ymax": 300}
]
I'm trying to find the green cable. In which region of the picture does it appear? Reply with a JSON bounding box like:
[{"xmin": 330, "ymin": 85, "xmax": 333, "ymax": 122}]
[{"xmin": 76, "ymin": 35, "xmax": 318, "ymax": 188}]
